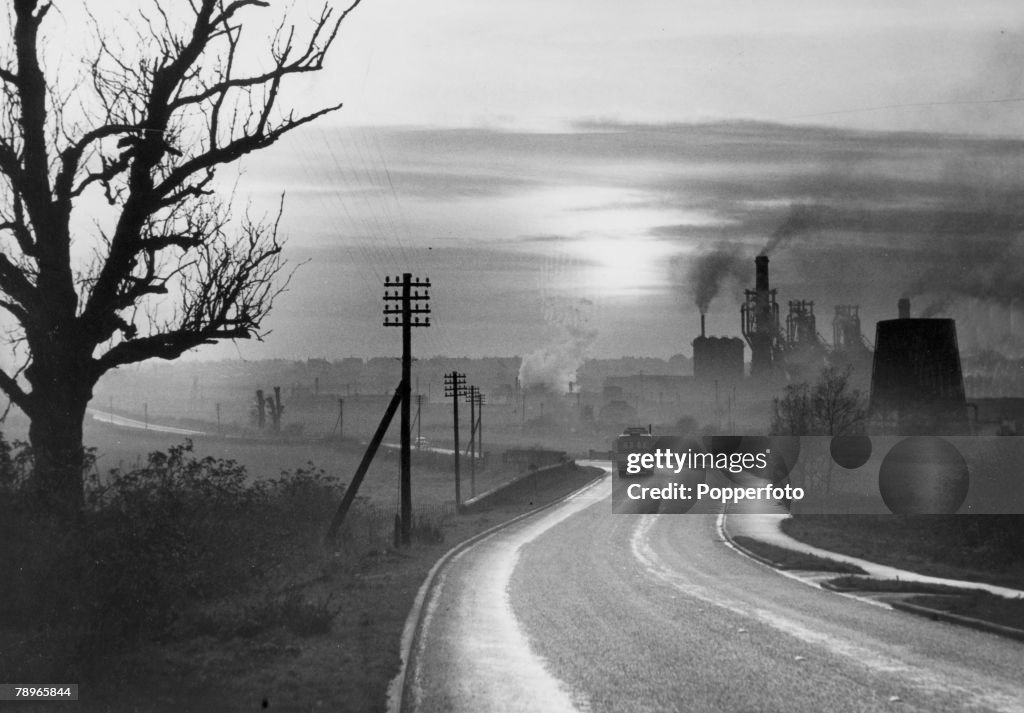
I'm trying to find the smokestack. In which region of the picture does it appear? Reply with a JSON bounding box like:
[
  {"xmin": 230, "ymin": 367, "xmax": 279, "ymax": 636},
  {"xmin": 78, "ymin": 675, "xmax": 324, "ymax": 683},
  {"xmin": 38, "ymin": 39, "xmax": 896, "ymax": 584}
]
[
  {"xmin": 898, "ymin": 298, "xmax": 911, "ymax": 319},
  {"xmin": 700, "ymin": 313, "xmax": 706, "ymax": 338},
  {"xmin": 755, "ymin": 255, "xmax": 769, "ymax": 292}
]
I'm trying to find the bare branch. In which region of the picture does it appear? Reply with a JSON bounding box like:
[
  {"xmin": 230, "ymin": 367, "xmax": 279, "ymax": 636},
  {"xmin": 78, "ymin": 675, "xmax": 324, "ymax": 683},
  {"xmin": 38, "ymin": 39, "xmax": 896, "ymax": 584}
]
[
  {"xmin": 0, "ymin": 360, "xmax": 30, "ymax": 412},
  {"xmin": 0, "ymin": 252, "xmax": 37, "ymax": 308},
  {"xmin": 54, "ymin": 123, "xmax": 139, "ymax": 205},
  {"xmin": 156, "ymin": 100, "xmax": 342, "ymax": 198}
]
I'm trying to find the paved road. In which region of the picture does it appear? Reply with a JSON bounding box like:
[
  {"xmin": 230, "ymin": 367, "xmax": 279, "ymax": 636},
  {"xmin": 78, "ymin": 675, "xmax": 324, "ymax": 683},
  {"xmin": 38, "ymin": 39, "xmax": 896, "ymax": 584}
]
[
  {"xmin": 402, "ymin": 465, "xmax": 1024, "ymax": 713},
  {"xmin": 87, "ymin": 408, "xmax": 206, "ymax": 436}
]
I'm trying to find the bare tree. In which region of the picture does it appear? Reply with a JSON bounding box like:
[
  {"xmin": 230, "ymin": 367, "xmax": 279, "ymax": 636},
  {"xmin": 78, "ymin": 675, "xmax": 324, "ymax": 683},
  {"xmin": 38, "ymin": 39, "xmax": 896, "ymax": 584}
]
[
  {"xmin": 770, "ymin": 365, "xmax": 867, "ymax": 493},
  {"xmin": 0, "ymin": 0, "xmax": 360, "ymax": 513},
  {"xmin": 771, "ymin": 366, "xmax": 866, "ymax": 437}
]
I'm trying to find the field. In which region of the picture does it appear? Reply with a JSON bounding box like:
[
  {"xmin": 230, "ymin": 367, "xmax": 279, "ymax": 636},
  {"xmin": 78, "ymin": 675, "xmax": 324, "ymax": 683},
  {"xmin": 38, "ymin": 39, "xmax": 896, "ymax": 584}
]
[
  {"xmin": 0, "ymin": 396, "xmax": 603, "ymax": 712},
  {"xmin": 4, "ymin": 405, "xmax": 537, "ymax": 514}
]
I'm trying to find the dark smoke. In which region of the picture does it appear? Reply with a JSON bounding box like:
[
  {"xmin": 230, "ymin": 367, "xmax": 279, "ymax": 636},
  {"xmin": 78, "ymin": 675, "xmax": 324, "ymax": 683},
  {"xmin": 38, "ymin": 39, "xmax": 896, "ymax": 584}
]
[
  {"xmin": 762, "ymin": 204, "xmax": 840, "ymax": 255},
  {"xmin": 914, "ymin": 240, "xmax": 1024, "ymax": 304},
  {"xmin": 682, "ymin": 247, "xmax": 747, "ymax": 313},
  {"xmin": 919, "ymin": 295, "xmax": 952, "ymax": 318}
]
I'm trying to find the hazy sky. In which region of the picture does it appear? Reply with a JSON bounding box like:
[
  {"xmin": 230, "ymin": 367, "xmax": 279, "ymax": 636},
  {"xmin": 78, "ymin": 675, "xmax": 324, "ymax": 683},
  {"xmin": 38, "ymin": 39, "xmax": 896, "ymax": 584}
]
[{"xmin": 32, "ymin": 1, "xmax": 1024, "ymax": 364}]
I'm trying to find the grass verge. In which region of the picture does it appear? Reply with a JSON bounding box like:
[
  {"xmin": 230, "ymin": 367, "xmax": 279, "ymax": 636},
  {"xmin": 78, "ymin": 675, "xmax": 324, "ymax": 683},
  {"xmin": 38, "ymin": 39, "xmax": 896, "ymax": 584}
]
[
  {"xmin": 730, "ymin": 536, "xmax": 866, "ymax": 574},
  {"xmin": 824, "ymin": 576, "xmax": 1024, "ymax": 634},
  {"xmin": 0, "ymin": 436, "xmax": 600, "ymax": 713},
  {"xmin": 824, "ymin": 575, "xmax": 982, "ymax": 596},
  {"xmin": 781, "ymin": 515, "xmax": 1024, "ymax": 590},
  {"xmin": 905, "ymin": 592, "xmax": 1024, "ymax": 632}
]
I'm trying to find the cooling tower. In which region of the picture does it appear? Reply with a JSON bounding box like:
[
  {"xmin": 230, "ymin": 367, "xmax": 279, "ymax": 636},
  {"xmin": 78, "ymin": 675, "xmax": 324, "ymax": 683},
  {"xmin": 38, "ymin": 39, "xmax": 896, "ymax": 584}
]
[{"xmin": 869, "ymin": 301, "xmax": 968, "ymax": 435}]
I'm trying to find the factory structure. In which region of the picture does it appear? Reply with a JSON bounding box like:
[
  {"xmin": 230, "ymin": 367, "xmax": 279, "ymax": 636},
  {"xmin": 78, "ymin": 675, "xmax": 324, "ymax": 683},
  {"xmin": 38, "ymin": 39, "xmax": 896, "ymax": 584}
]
[
  {"xmin": 593, "ymin": 252, "xmax": 991, "ymax": 435},
  {"xmin": 692, "ymin": 254, "xmax": 872, "ymax": 385}
]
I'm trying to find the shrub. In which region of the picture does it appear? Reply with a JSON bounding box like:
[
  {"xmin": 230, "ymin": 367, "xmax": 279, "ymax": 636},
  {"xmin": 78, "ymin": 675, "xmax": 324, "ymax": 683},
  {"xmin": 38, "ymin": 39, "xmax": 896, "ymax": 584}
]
[{"xmin": 0, "ymin": 437, "xmax": 357, "ymax": 681}]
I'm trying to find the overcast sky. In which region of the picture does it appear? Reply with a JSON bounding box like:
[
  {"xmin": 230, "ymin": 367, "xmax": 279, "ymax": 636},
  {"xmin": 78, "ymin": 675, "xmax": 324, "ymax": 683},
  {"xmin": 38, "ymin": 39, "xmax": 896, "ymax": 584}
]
[{"xmin": 37, "ymin": 1, "xmax": 1024, "ymax": 367}]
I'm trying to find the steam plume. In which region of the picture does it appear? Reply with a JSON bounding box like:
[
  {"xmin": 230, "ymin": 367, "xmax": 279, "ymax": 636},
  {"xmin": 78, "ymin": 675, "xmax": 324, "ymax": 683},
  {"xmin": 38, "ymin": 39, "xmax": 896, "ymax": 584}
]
[{"xmin": 518, "ymin": 298, "xmax": 597, "ymax": 392}]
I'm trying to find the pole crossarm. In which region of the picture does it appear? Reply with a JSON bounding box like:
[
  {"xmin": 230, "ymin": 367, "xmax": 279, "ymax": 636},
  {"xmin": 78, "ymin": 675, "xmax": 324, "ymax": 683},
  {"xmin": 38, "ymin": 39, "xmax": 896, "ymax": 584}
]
[
  {"xmin": 383, "ymin": 274, "xmax": 431, "ymax": 327},
  {"xmin": 444, "ymin": 371, "xmax": 466, "ymax": 397}
]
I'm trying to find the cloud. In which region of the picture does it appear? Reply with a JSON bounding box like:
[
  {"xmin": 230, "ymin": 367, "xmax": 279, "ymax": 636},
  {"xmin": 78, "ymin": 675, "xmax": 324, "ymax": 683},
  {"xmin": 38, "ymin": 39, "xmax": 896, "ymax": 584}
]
[{"xmin": 246, "ymin": 120, "xmax": 1024, "ymax": 357}]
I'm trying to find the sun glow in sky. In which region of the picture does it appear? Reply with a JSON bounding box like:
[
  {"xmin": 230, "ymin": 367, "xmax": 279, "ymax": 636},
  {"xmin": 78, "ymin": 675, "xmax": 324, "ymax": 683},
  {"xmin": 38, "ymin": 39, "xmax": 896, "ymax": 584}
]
[{"xmin": 19, "ymin": 0, "xmax": 1024, "ymax": 359}]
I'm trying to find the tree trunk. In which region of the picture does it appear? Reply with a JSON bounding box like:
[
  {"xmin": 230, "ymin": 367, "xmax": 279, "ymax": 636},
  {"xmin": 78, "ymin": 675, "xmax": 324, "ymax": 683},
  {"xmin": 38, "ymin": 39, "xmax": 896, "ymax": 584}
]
[{"xmin": 27, "ymin": 379, "xmax": 92, "ymax": 515}]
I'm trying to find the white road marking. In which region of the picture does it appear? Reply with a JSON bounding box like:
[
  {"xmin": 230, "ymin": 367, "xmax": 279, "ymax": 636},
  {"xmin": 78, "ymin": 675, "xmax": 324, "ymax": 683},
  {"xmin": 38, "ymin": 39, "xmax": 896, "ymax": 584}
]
[
  {"xmin": 407, "ymin": 477, "xmax": 607, "ymax": 712},
  {"xmin": 631, "ymin": 516, "xmax": 1024, "ymax": 713}
]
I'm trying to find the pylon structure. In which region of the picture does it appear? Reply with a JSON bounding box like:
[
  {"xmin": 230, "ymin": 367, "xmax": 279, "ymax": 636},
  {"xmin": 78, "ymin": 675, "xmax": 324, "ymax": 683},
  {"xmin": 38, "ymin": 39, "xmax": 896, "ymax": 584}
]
[{"xmin": 384, "ymin": 274, "xmax": 431, "ymax": 545}]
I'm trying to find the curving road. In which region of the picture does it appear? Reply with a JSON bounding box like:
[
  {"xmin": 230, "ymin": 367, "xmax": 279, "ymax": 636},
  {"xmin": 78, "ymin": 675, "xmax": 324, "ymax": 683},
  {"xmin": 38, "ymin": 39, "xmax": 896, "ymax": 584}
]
[{"xmin": 400, "ymin": 464, "xmax": 1024, "ymax": 713}]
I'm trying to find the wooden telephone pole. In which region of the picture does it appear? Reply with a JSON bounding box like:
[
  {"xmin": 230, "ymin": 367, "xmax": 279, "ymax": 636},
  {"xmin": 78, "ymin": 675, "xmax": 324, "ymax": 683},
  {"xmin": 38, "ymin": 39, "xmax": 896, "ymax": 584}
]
[
  {"xmin": 465, "ymin": 385, "xmax": 485, "ymax": 497},
  {"xmin": 384, "ymin": 274, "xmax": 431, "ymax": 545},
  {"xmin": 444, "ymin": 371, "xmax": 466, "ymax": 507}
]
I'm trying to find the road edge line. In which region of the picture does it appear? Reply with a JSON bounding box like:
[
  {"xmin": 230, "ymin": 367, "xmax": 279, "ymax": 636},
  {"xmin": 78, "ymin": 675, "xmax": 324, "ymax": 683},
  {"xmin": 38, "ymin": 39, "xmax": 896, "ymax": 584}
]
[
  {"xmin": 385, "ymin": 469, "xmax": 607, "ymax": 713},
  {"xmin": 716, "ymin": 510, "xmax": 894, "ymax": 611},
  {"xmin": 719, "ymin": 511, "xmax": 1024, "ymax": 639}
]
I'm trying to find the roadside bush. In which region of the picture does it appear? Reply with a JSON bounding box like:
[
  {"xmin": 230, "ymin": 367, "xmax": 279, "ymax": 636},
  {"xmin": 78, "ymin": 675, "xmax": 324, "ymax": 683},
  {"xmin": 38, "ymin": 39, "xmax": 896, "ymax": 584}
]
[{"xmin": 0, "ymin": 437, "xmax": 352, "ymax": 682}]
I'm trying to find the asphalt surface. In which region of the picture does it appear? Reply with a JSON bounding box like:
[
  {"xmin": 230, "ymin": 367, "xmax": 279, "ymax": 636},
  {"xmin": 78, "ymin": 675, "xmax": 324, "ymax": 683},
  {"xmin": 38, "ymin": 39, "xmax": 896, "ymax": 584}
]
[
  {"xmin": 402, "ymin": 465, "xmax": 1024, "ymax": 713},
  {"xmin": 87, "ymin": 407, "xmax": 206, "ymax": 435}
]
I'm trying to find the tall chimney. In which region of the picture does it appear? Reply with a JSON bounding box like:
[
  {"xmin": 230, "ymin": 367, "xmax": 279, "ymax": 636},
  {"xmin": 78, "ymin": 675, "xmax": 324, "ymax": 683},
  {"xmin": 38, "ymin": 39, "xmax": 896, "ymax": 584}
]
[
  {"xmin": 898, "ymin": 297, "xmax": 911, "ymax": 319},
  {"xmin": 700, "ymin": 313, "xmax": 706, "ymax": 338},
  {"xmin": 755, "ymin": 255, "xmax": 769, "ymax": 292}
]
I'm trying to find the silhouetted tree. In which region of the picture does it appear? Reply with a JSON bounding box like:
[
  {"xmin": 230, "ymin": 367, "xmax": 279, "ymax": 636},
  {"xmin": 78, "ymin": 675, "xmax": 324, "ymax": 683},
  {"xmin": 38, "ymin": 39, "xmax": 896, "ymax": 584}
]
[
  {"xmin": 771, "ymin": 365, "xmax": 866, "ymax": 437},
  {"xmin": 770, "ymin": 365, "xmax": 867, "ymax": 492},
  {"xmin": 0, "ymin": 0, "xmax": 361, "ymax": 513}
]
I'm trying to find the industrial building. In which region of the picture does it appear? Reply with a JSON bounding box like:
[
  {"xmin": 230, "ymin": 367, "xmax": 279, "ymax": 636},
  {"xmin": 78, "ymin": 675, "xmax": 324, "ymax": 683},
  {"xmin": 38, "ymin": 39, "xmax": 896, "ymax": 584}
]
[
  {"xmin": 692, "ymin": 314, "xmax": 744, "ymax": 382},
  {"xmin": 868, "ymin": 298, "xmax": 969, "ymax": 435}
]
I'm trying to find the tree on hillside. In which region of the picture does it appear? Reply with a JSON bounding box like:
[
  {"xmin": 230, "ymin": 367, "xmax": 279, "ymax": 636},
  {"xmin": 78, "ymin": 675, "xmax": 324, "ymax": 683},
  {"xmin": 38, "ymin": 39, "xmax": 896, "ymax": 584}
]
[{"xmin": 0, "ymin": 0, "xmax": 361, "ymax": 513}]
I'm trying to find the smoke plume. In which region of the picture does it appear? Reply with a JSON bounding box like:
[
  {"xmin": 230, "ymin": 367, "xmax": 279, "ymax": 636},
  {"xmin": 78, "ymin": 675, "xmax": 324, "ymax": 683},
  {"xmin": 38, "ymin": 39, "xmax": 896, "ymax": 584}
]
[
  {"xmin": 518, "ymin": 298, "xmax": 597, "ymax": 392},
  {"xmin": 762, "ymin": 204, "xmax": 839, "ymax": 255},
  {"xmin": 685, "ymin": 247, "xmax": 747, "ymax": 313}
]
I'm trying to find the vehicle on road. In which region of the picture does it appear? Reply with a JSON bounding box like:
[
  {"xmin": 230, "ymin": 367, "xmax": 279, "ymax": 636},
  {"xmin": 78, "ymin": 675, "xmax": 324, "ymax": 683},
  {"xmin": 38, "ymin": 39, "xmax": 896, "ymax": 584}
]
[{"xmin": 613, "ymin": 426, "xmax": 655, "ymax": 477}]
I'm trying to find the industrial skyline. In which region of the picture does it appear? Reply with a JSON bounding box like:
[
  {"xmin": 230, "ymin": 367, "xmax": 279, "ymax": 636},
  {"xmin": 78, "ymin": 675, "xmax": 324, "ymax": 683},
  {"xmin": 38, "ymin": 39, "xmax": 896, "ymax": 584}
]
[{"xmin": 26, "ymin": 1, "xmax": 1024, "ymax": 364}]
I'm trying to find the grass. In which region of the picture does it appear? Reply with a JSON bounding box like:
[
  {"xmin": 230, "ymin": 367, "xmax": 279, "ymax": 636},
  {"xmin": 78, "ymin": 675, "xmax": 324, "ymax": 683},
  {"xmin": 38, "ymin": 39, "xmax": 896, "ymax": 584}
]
[
  {"xmin": 823, "ymin": 575, "xmax": 1024, "ymax": 633},
  {"xmin": 0, "ymin": 434, "xmax": 600, "ymax": 712},
  {"xmin": 781, "ymin": 515, "xmax": 1024, "ymax": 590},
  {"xmin": 824, "ymin": 575, "xmax": 983, "ymax": 596},
  {"xmin": 906, "ymin": 592, "xmax": 1024, "ymax": 632},
  {"xmin": 730, "ymin": 535, "xmax": 867, "ymax": 574},
  {"xmin": 79, "ymin": 417, "xmax": 522, "ymax": 506}
]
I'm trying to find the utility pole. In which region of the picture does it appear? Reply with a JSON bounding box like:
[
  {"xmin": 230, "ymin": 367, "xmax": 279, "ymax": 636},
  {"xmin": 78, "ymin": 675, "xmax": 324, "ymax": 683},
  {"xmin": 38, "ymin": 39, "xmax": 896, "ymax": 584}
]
[
  {"xmin": 444, "ymin": 371, "xmax": 466, "ymax": 507},
  {"xmin": 338, "ymin": 398, "xmax": 344, "ymax": 441},
  {"xmin": 384, "ymin": 274, "xmax": 431, "ymax": 546},
  {"xmin": 415, "ymin": 393, "xmax": 423, "ymax": 448},
  {"xmin": 472, "ymin": 390, "xmax": 485, "ymax": 467},
  {"xmin": 466, "ymin": 385, "xmax": 479, "ymax": 497}
]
